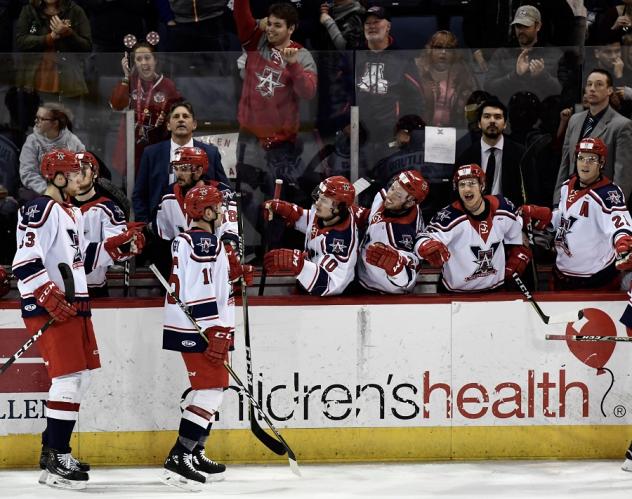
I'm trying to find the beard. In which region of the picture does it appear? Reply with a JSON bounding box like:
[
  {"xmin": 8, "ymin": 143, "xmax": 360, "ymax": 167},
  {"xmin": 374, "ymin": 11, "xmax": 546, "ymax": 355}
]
[{"xmin": 483, "ymin": 127, "xmax": 501, "ymax": 140}]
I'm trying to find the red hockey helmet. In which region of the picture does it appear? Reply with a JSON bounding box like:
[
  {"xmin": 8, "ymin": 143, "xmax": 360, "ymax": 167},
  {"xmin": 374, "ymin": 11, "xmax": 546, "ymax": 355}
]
[
  {"xmin": 76, "ymin": 151, "xmax": 99, "ymax": 176},
  {"xmin": 0, "ymin": 267, "xmax": 9, "ymax": 298},
  {"xmin": 172, "ymin": 146, "xmax": 209, "ymax": 175},
  {"xmin": 40, "ymin": 149, "xmax": 81, "ymax": 180},
  {"xmin": 184, "ymin": 185, "xmax": 223, "ymax": 220},
  {"xmin": 575, "ymin": 137, "xmax": 607, "ymax": 165},
  {"xmin": 453, "ymin": 163, "xmax": 485, "ymax": 192},
  {"xmin": 315, "ymin": 176, "xmax": 355, "ymax": 207},
  {"xmin": 395, "ymin": 170, "xmax": 429, "ymax": 203}
]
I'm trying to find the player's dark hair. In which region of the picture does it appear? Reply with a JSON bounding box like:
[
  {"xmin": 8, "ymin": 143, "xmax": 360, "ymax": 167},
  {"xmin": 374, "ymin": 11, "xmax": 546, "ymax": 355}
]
[
  {"xmin": 587, "ymin": 68, "xmax": 613, "ymax": 88},
  {"xmin": 476, "ymin": 98, "xmax": 507, "ymax": 122},
  {"xmin": 168, "ymin": 100, "xmax": 195, "ymax": 120},
  {"xmin": 268, "ymin": 3, "xmax": 299, "ymax": 29}
]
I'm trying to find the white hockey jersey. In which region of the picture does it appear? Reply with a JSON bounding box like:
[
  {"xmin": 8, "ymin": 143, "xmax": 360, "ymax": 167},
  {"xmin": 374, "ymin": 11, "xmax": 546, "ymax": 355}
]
[
  {"xmin": 12, "ymin": 196, "xmax": 114, "ymax": 317},
  {"xmin": 74, "ymin": 195, "xmax": 127, "ymax": 289},
  {"xmin": 415, "ymin": 195, "xmax": 523, "ymax": 292},
  {"xmin": 162, "ymin": 229, "xmax": 235, "ymax": 353},
  {"xmin": 292, "ymin": 206, "xmax": 359, "ymax": 296},
  {"xmin": 155, "ymin": 182, "xmax": 238, "ymax": 247},
  {"xmin": 357, "ymin": 190, "xmax": 424, "ymax": 294},
  {"xmin": 553, "ymin": 176, "xmax": 632, "ymax": 277}
]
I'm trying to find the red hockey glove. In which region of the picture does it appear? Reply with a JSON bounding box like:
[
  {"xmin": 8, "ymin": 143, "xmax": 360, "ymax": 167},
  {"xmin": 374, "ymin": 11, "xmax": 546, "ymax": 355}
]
[
  {"xmin": 263, "ymin": 200, "xmax": 303, "ymax": 226},
  {"xmin": 365, "ymin": 243, "xmax": 406, "ymax": 276},
  {"xmin": 202, "ymin": 325, "xmax": 233, "ymax": 364},
  {"xmin": 505, "ymin": 245, "xmax": 532, "ymax": 278},
  {"xmin": 264, "ymin": 249, "xmax": 306, "ymax": 275},
  {"xmin": 520, "ymin": 205, "xmax": 552, "ymax": 230},
  {"xmin": 223, "ymin": 243, "xmax": 254, "ymax": 285},
  {"xmin": 417, "ymin": 239, "xmax": 450, "ymax": 267},
  {"xmin": 615, "ymin": 235, "xmax": 632, "ymax": 270},
  {"xmin": 104, "ymin": 225, "xmax": 146, "ymax": 261},
  {"xmin": 33, "ymin": 281, "xmax": 77, "ymax": 322}
]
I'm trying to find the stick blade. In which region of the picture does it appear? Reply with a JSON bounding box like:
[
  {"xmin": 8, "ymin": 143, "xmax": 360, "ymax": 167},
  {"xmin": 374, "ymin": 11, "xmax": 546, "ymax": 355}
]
[
  {"xmin": 545, "ymin": 309, "xmax": 583, "ymax": 324},
  {"xmin": 288, "ymin": 454, "xmax": 302, "ymax": 477}
]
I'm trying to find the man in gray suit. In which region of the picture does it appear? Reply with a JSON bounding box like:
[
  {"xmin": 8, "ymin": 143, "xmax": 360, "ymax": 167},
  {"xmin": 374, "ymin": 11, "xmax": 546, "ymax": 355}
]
[{"xmin": 554, "ymin": 68, "xmax": 632, "ymax": 204}]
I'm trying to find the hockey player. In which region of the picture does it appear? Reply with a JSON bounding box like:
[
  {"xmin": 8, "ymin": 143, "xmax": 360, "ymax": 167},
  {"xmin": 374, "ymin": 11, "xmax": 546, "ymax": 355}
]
[
  {"xmin": 160, "ymin": 185, "xmax": 239, "ymax": 490},
  {"xmin": 11, "ymin": 149, "xmax": 144, "ymax": 489},
  {"xmin": 521, "ymin": 138, "xmax": 632, "ymax": 290},
  {"xmin": 415, "ymin": 164, "xmax": 531, "ymax": 292},
  {"xmin": 357, "ymin": 170, "xmax": 428, "ymax": 294},
  {"xmin": 263, "ymin": 175, "xmax": 358, "ymax": 295},
  {"xmin": 154, "ymin": 146, "xmax": 252, "ymax": 286},
  {"xmin": 71, "ymin": 151, "xmax": 128, "ymax": 297}
]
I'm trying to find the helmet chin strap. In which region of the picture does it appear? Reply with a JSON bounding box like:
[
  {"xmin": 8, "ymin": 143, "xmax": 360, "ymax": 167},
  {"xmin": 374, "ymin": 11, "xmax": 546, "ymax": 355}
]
[
  {"xmin": 54, "ymin": 176, "xmax": 70, "ymax": 202},
  {"xmin": 77, "ymin": 178, "xmax": 95, "ymax": 196}
]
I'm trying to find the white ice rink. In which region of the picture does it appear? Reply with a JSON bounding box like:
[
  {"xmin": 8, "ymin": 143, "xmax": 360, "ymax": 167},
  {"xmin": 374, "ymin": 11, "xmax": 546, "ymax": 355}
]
[{"xmin": 1, "ymin": 461, "xmax": 632, "ymax": 498}]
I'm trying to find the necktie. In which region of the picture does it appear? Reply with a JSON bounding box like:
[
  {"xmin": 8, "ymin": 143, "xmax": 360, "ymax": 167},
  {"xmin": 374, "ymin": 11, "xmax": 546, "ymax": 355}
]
[
  {"xmin": 486, "ymin": 147, "xmax": 496, "ymax": 193},
  {"xmin": 582, "ymin": 115, "xmax": 594, "ymax": 138}
]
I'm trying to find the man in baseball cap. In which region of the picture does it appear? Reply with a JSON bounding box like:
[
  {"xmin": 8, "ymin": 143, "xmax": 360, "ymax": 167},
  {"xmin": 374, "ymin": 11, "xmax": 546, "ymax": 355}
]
[
  {"xmin": 511, "ymin": 5, "xmax": 541, "ymax": 27},
  {"xmin": 364, "ymin": 5, "xmax": 390, "ymax": 21}
]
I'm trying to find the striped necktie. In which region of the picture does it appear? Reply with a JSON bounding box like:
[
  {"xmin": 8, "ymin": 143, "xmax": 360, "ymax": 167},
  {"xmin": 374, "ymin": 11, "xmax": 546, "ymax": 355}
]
[{"xmin": 582, "ymin": 115, "xmax": 595, "ymax": 138}]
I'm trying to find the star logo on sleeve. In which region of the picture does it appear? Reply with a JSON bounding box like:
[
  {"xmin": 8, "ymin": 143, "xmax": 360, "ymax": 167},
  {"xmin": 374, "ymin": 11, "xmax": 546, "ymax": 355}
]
[
  {"xmin": 255, "ymin": 67, "xmax": 285, "ymax": 97},
  {"xmin": 196, "ymin": 238, "xmax": 213, "ymax": 254},
  {"xmin": 329, "ymin": 238, "xmax": 348, "ymax": 254},
  {"xmin": 607, "ymin": 190, "xmax": 622, "ymax": 205},
  {"xmin": 25, "ymin": 205, "xmax": 40, "ymax": 220}
]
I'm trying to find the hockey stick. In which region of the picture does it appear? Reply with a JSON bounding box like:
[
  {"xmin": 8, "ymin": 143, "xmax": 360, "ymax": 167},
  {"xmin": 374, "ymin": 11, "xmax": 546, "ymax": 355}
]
[
  {"xmin": 0, "ymin": 263, "xmax": 74, "ymax": 375},
  {"xmin": 148, "ymin": 263, "xmax": 300, "ymax": 474},
  {"xmin": 546, "ymin": 334, "xmax": 632, "ymax": 342},
  {"xmin": 512, "ymin": 273, "xmax": 584, "ymax": 324},
  {"xmin": 258, "ymin": 179, "xmax": 283, "ymax": 296}
]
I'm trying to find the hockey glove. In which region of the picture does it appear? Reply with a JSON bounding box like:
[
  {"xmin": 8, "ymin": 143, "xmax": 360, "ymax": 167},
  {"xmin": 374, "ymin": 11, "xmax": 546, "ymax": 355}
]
[
  {"xmin": 264, "ymin": 249, "xmax": 306, "ymax": 275},
  {"xmin": 615, "ymin": 235, "xmax": 632, "ymax": 270},
  {"xmin": 417, "ymin": 239, "xmax": 450, "ymax": 267},
  {"xmin": 520, "ymin": 205, "xmax": 552, "ymax": 230},
  {"xmin": 223, "ymin": 243, "xmax": 254, "ymax": 286},
  {"xmin": 351, "ymin": 205, "xmax": 370, "ymax": 231},
  {"xmin": 365, "ymin": 243, "xmax": 406, "ymax": 276},
  {"xmin": 104, "ymin": 224, "xmax": 146, "ymax": 261},
  {"xmin": 34, "ymin": 281, "xmax": 77, "ymax": 322},
  {"xmin": 263, "ymin": 200, "xmax": 303, "ymax": 226},
  {"xmin": 202, "ymin": 325, "xmax": 233, "ymax": 364},
  {"xmin": 505, "ymin": 245, "xmax": 532, "ymax": 278}
]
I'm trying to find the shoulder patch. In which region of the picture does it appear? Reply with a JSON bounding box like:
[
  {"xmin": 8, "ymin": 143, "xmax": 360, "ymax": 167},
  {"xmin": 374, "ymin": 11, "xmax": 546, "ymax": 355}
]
[
  {"xmin": 431, "ymin": 205, "xmax": 462, "ymax": 228},
  {"xmin": 20, "ymin": 197, "xmax": 55, "ymax": 228},
  {"xmin": 593, "ymin": 183, "xmax": 626, "ymax": 209},
  {"xmin": 186, "ymin": 231, "xmax": 220, "ymax": 259}
]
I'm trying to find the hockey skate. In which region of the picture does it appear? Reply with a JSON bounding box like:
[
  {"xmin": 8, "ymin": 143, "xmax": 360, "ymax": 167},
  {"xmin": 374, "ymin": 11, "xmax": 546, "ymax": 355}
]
[
  {"xmin": 39, "ymin": 448, "xmax": 89, "ymax": 490},
  {"xmin": 161, "ymin": 444, "xmax": 206, "ymax": 491},
  {"xmin": 192, "ymin": 446, "xmax": 226, "ymax": 482},
  {"xmin": 38, "ymin": 445, "xmax": 90, "ymax": 484},
  {"xmin": 622, "ymin": 441, "xmax": 632, "ymax": 472}
]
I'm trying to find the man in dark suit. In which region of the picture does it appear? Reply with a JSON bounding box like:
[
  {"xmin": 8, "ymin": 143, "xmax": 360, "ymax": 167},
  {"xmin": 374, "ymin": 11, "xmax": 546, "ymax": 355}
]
[
  {"xmin": 132, "ymin": 101, "xmax": 229, "ymax": 223},
  {"xmin": 554, "ymin": 68, "xmax": 632, "ymax": 205},
  {"xmin": 456, "ymin": 98, "xmax": 527, "ymax": 206}
]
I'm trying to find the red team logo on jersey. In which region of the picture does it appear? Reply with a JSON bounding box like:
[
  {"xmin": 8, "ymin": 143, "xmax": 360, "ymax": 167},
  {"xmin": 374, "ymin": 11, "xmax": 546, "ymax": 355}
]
[
  {"xmin": 465, "ymin": 242, "xmax": 500, "ymax": 281},
  {"xmin": 255, "ymin": 67, "xmax": 285, "ymax": 97}
]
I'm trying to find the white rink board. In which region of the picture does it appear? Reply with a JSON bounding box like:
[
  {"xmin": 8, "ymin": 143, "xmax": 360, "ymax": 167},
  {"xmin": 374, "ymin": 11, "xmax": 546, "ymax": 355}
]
[{"xmin": 1, "ymin": 299, "xmax": 632, "ymax": 436}]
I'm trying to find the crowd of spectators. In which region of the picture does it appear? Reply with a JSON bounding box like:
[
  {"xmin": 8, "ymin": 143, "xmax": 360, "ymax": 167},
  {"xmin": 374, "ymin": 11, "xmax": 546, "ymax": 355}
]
[{"xmin": 1, "ymin": 0, "xmax": 632, "ymax": 296}]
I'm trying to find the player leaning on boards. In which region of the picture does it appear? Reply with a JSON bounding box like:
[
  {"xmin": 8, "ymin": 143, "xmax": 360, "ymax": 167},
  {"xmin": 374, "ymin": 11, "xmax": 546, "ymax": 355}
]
[
  {"xmin": 357, "ymin": 170, "xmax": 429, "ymax": 294},
  {"xmin": 263, "ymin": 175, "xmax": 359, "ymax": 296},
  {"xmin": 11, "ymin": 149, "xmax": 144, "ymax": 490},
  {"xmin": 415, "ymin": 164, "xmax": 531, "ymax": 292},
  {"xmin": 160, "ymin": 185, "xmax": 251, "ymax": 491},
  {"xmin": 521, "ymin": 138, "xmax": 632, "ymax": 290}
]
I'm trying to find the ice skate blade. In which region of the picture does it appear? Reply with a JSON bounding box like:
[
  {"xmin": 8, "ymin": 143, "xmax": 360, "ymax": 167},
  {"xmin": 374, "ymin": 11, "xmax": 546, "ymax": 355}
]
[
  {"xmin": 204, "ymin": 471, "xmax": 225, "ymax": 482},
  {"xmin": 44, "ymin": 472, "xmax": 87, "ymax": 490},
  {"xmin": 38, "ymin": 469, "xmax": 48, "ymax": 484},
  {"xmin": 621, "ymin": 458, "xmax": 632, "ymax": 472},
  {"xmin": 160, "ymin": 469, "xmax": 204, "ymax": 492}
]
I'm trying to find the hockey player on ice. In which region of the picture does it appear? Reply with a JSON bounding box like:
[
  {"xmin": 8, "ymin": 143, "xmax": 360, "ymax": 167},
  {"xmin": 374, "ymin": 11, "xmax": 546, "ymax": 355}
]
[
  {"xmin": 357, "ymin": 170, "xmax": 428, "ymax": 294},
  {"xmin": 160, "ymin": 185, "xmax": 251, "ymax": 491},
  {"xmin": 521, "ymin": 138, "xmax": 632, "ymax": 290},
  {"xmin": 415, "ymin": 163, "xmax": 531, "ymax": 292},
  {"xmin": 263, "ymin": 175, "xmax": 359, "ymax": 296},
  {"xmin": 11, "ymin": 149, "xmax": 144, "ymax": 490}
]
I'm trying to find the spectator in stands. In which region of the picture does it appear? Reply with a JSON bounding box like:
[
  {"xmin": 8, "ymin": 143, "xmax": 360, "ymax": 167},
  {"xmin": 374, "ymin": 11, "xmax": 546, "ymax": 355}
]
[
  {"xmin": 109, "ymin": 41, "xmax": 182, "ymax": 174},
  {"xmin": 15, "ymin": 0, "xmax": 92, "ymax": 100},
  {"xmin": 455, "ymin": 90, "xmax": 493, "ymax": 159},
  {"xmin": 0, "ymin": 184, "xmax": 18, "ymax": 264},
  {"xmin": 232, "ymin": 0, "xmax": 317, "ymax": 247},
  {"xmin": 415, "ymin": 30, "xmax": 477, "ymax": 128},
  {"xmin": 485, "ymin": 5, "xmax": 563, "ymax": 103},
  {"xmin": 593, "ymin": 0, "xmax": 632, "ymax": 45},
  {"xmin": 317, "ymin": 0, "xmax": 364, "ymax": 50},
  {"xmin": 507, "ymin": 91, "xmax": 542, "ymax": 146},
  {"xmin": 456, "ymin": 98, "xmax": 527, "ymax": 207},
  {"xmin": 19, "ymin": 102, "xmax": 84, "ymax": 195},
  {"xmin": 355, "ymin": 6, "xmax": 423, "ymax": 173},
  {"xmin": 132, "ymin": 101, "xmax": 228, "ymax": 224},
  {"xmin": 589, "ymin": 39, "xmax": 632, "ymax": 117},
  {"xmin": 554, "ymin": 68, "xmax": 632, "ymax": 204}
]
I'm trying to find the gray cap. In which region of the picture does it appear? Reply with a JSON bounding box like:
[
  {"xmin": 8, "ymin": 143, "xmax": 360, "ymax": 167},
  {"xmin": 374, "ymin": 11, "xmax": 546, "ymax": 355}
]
[{"xmin": 511, "ymin": 5, "xmax": 541, "ymax": 27}]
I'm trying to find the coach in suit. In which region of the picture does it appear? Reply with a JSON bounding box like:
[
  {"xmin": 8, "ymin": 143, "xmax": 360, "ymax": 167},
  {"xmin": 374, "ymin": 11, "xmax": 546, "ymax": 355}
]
[
  {"xmin": 554, "ymin": 68, "xmax": 632, "ymax": 204},
  {"xmin": 132, "ymin": 101, "xmax": 230, "ymax": 222},
  {"xmin": 456, "ymin": 98, "xmax": 527, "ymax": 207}
]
